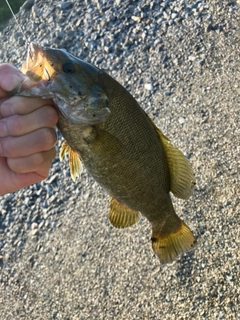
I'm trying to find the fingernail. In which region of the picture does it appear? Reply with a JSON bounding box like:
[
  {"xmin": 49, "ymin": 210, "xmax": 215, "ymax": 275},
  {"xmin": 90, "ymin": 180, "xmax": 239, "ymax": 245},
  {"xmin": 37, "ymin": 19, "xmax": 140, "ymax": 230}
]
[{"xmin": 10, "ymin": 74, "xmax": 26, "ymax": 90}]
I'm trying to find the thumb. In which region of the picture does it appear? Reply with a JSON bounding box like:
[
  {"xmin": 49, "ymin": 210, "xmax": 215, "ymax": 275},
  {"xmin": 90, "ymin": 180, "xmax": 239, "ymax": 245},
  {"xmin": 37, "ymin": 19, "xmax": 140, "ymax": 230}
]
[{"xmin": 0, "ymin": 64, "xmax": 26, "ymax": 94}]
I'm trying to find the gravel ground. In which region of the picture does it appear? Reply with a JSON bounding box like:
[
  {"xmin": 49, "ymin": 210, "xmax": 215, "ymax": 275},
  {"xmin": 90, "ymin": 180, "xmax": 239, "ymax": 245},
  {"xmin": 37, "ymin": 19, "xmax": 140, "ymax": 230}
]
[{"xmin": 0, "ymin": 0, "xmax": 239, "ymax": 319}]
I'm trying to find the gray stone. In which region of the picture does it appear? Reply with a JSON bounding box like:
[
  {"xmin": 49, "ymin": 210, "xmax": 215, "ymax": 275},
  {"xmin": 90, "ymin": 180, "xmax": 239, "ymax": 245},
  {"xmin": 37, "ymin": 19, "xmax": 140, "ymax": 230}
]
[{"xmin": 60, "ymin": 2, "xmax": 73, "ymax": 11}]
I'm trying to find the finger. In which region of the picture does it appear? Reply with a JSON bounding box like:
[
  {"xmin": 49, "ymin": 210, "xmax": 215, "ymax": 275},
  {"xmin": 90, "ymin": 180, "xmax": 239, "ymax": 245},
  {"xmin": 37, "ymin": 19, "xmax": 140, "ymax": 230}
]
[
  {"xmin": 0, "ymin": 128, "xmax": 57, "ymax": 158},
  {"xmin": 0, "ymin": 98, "xmax": 8, "ymax": 119},
  {"xmin": 0, "ymin": 96, "xmax": 54, "ymax": 118},
  {"xmin": 0, "ymin": 167, "xmax": 52, "ymax": 195},
  {"xmin": 0, "ymin": 88, "xmax": 8, "ymax": 98},
  {"xmin": 0, "ymin": 64, "xmax": 25, "ymax": 93},
  {"xmin": 0, "ymin": 105, "xmax": 58, "ymax": 137},
  {"xmin": 7, "ymin": 147, "xmax": 56, "ymax": 174}
]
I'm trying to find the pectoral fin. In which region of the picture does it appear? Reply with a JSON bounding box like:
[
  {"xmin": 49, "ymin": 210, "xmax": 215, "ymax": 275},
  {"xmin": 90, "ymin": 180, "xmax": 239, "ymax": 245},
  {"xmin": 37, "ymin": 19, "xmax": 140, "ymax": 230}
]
[
  {"xmin": 109, "ymin": 197, "xmax": 140, "ymax": 228},
  {"xmin": 148, "ymin": 116, "xmax": 196, "ymax": 199},
  {"xmin": 59, "ymin": 141, "xmax": 82, "ymax": 181}
]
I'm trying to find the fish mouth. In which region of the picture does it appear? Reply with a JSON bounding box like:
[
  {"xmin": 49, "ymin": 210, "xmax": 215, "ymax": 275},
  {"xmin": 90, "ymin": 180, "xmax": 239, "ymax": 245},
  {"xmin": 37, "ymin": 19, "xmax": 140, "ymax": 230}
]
[
  {"xmin": 19, "ymin": 42, "xmax": 111, "ymax": 125},
  {"xmin": 21, "ymin": 42, "xmax": 56, "ymax": 81},
  {"xmin": 28, "ymin": 42, "xmax": 45, "ymax": 65}
]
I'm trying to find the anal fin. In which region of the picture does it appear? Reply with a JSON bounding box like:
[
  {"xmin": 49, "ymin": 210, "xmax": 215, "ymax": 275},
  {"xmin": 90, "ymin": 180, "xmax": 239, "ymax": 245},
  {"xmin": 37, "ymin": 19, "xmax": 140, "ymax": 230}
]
[
  {"xmin": 59, "ymin": 141, "xmax": 82, "ymax": 181},
  {"xmin": 109, "ymin": 197, "xmax": 140, "ymax": 229}
]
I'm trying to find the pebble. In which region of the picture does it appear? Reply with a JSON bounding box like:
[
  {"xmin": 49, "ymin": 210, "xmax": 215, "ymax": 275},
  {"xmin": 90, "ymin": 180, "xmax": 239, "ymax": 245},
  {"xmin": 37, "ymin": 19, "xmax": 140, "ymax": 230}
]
[
  {"xmin": 31, "ymin": 222, "xmax": 38, "ymax": 230},
  {"xmin": 188, "ymin": 55, "xmax": 196, "ymax": 61},
  {"xmin": 178, "ymin": 116, "xmax": 186, "ymax": 124},
  {"xmin": 24, "ymin": 197, "xmax": 30, "ymax": 206},
  {"xmin": 164, "ymin": 91, "xmax": 172, "ymax": 96},
  {"xmin": 144, "ymin": 83, "xmax": 153, "ymax": 90},
  {"xmin": 17, "ymin": 240, "xmax": 24, "ymax": 248},
  {"xmin": 60, "ymin": 1, "xmax": 74, "ymax": 10},
  {"xmin": 171, "ymin": 12, "xmax": 178, "ymax": 20}
]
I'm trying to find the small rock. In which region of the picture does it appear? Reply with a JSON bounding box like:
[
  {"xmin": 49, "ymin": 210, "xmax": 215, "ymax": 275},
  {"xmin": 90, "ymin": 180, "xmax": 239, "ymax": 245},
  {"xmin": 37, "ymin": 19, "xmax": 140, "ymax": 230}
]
[
  {"xmin": 55, "ymin": 31, "xmax": 65, "ymax": 40},
  {"xmin": 31, "ymin": 5, "xmax": 41, "ymax": 18},
  {"xmin": 17, "ymin": 240, "xmax": 24, "ymax": 248},
  {"xmin": 60, "ymin": 2, "xmax": 73, "ymax": 10},
  {"xmin": 178, "ymin": 117, "xmax": 185, "ymax": 124},
  {"xmin": 31, "ymin": 222, "xmax": 38, "ymax": 230},
  {"xmin": 171, "ymin": 12, "xmax": 178, "ymax": 19},
  {"xmin": 24, "ymin": 197, "xmax": 30, "ymax": 206},
  {"xmin": 131, "ymin": 16, "xmax": 141, "ymax": 22},
  {"xmin": 164, "ymin": 91, "xmax": 172, "ymax": 96},
  {"xmin": 30, "ymin": 229, "xmax": 38, "ymax": 236},
  {"xmin": 188, "ymin": 55, "xmax": 196, "ymax": 61},
  {"xmin": 51, "ymin": 222, "xmax": 56, "ymax": 229},
  {"xmin": 41, "ymin": 201, "xmax": 48, "ymax": 209},
  {"xmin": 162, "ymin": 56, "xmax": 169, "ymax": 63},
  {"xmin": 144, "ymin": 83, "xmax": 153, "ymax": 91}
]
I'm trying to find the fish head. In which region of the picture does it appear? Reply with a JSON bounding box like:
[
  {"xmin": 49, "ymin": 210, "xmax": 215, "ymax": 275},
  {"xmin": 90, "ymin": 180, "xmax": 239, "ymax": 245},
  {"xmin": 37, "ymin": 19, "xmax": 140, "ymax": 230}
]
[{"xmin": 20, "ymin": 42, "xmax": 110, "ymax": 125}]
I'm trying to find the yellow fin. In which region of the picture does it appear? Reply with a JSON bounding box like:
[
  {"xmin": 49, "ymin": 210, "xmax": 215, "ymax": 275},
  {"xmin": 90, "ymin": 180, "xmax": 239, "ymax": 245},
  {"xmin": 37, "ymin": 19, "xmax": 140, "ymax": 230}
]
[
  {"xmin": 152, "ymin": 220, "xmax": 197, "ymax": 264},
  {"xmin": 148, "ymin": 116, "xmax": 195, "ymax": 199},
  {"xmin": 160, "ymin": 133, "xmax": 195, "ymax": 199},
  {"xmin": 59, "ymin": 141, "xmax": 69, "ymax": 161},
  {"xmin": 59, "ymin": 141, "xmax": 82, "ymax": 181},
  {"xmin": 109, "ymin": 197, "xmax": 140, "ymax": 228}
]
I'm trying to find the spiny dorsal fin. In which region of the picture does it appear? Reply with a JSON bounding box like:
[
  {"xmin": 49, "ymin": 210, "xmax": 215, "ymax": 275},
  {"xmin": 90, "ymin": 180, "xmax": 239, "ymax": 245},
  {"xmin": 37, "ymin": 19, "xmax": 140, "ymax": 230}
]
[
  {"xmin": 147, "ymin": 115, "xmax": 196, "ymax": 199},
  {"xmin": 109, "ymin": 197, "xmax": 140, "ymax": 228},
  {"xmin": 59, "ymin": 141, "xmax": 82, "ymax": 181}
]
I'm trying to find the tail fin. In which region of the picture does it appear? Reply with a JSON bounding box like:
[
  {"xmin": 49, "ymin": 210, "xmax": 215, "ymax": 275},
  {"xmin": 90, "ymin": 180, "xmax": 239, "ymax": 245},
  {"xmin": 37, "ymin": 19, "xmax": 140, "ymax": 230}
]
[{"xmin": 151, "ymin": 220, "xmax": 197, "ymax": 264}]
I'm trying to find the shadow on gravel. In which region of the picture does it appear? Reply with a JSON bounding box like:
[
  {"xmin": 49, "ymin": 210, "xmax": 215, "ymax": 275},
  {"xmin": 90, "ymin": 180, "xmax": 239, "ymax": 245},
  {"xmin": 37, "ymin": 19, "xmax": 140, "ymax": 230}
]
[{"xmin": 176, "ymin": 251, "xmax": 196, "ymax": 286}]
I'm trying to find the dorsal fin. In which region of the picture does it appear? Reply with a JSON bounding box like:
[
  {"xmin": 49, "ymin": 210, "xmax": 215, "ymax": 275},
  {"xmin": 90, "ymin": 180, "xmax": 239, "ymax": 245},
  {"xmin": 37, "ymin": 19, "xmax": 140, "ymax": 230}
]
[
  {"xmin": 59, "ymin": 141, "xmax": 82, "ymax": 181},
  {"xmin": 147, "ymin": 115, "xmax": 196, "ymax": 199}
]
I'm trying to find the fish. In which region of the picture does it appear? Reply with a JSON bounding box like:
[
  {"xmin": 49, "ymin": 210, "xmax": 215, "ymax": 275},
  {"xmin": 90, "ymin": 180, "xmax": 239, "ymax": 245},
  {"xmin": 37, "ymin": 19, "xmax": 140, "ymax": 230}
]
[{"xmin": 12, "ymin": 42, "xmax": 197, "ymax": 264}]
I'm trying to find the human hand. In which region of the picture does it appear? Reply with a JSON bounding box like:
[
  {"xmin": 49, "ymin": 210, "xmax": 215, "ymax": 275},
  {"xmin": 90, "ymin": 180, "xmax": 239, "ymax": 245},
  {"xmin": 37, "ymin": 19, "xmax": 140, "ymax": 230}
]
[{"xmin": 0, "ymin": 63, "xmax": 58, "ymax": 195}]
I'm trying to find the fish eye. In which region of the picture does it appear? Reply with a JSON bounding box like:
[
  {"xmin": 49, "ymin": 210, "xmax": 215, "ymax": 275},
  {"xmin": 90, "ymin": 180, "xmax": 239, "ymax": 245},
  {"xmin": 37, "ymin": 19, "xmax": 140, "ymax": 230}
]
[{"xmin": 62, "ymin": 61, "xmax": 75, "ymax": 73}]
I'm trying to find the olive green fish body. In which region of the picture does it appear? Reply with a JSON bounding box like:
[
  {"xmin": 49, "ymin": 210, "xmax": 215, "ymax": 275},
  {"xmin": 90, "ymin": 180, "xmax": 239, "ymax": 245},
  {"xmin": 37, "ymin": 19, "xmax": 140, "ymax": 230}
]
[
  {"xmin": 14, "ymin": 42, "xmax": 197, "ymax": 264},
  {"xmin": 57, "ymin": 69, "xmax": 194, "ymax": 259}
]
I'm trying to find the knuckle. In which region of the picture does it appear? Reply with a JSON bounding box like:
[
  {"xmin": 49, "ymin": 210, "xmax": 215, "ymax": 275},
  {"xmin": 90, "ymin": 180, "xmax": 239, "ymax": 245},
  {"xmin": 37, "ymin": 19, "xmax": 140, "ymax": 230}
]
[
  {"xmin": 33, "ymin": 148, "xmax": 56, "ymax": 167},
  {"xmin": 41, "ymin": 128, "xmax": 57, "ymax": 149},
  {"xmin": 7, "ymin": 158, "xmax": 22, "ymax": 173},
  {"xmin": 0, "ymin": 99, "xmax": 14, "ymax": 118},
  {"xmin": 43, "ymin": 106, "xmax": 58, "ymax": 126},
  {"xmin": 8, "ymin": 115, "xmax": 23, "ymax": 135},
  {"xmin": 0, "ymin": 138, "xmax": 14, "ymax": 157},
  {"xmin": 32, "ymin": 152, "xmax": 46, "ymax": 167}
]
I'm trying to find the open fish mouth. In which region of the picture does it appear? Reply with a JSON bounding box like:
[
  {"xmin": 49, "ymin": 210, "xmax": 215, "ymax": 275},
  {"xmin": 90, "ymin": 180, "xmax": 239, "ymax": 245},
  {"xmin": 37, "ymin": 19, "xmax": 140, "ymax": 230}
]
[{"xmin": 22, "ymin": 42, "xmax": 56, "ymax": 81}]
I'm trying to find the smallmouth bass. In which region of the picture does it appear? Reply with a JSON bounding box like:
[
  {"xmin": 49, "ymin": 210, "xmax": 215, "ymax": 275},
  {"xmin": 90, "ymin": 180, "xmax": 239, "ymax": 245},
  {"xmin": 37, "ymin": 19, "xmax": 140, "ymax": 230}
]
[{"xmin": 12, "ymin": 42, "xmax": 197, "ymax": 264}]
